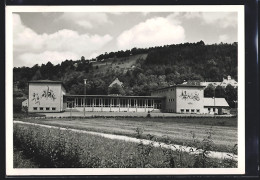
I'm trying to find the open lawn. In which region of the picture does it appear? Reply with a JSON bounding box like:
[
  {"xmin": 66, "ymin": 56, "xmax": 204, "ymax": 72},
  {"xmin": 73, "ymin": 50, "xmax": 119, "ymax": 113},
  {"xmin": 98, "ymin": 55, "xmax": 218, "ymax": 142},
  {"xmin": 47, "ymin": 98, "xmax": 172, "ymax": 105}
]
[
  {"xmin": 92, "ymin": 54, "xmax": 147, "ymax": 74},
  {"xmin": 18, "ymin": 117, "xmax": 237, "ymax": 153}
]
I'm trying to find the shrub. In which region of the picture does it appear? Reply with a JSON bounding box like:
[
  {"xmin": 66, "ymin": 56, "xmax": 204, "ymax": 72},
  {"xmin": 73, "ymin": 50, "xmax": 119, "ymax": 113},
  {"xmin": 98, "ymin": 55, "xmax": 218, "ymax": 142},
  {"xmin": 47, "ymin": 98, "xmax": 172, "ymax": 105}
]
[{"xmin": 13, "ymin": 124, "xmax": 237, "ymax": 168}]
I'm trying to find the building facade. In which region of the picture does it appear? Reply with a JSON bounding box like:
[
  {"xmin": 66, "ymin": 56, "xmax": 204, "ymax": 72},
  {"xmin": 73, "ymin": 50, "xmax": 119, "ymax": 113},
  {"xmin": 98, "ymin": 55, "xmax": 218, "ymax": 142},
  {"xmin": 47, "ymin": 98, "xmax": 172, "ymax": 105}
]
[
  {"xmin": 151, "ymin": 85, "xmax": 205, "ymax": 113},
  {"xmin": 27, "ymin": 80, "xmax": 229, "ymax": 114},
  {"xmin": 28, "ymin": 80, "xmax": 66, "ymax": 112},
  {"xmin": 64, "ymin": 95, "xmax": 164, "ymax": 113}
]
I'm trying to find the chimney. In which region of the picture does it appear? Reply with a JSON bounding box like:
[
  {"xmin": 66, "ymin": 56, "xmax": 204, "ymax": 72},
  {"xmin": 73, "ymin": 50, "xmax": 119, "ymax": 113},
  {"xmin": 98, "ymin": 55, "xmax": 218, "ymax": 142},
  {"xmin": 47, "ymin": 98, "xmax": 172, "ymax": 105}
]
[{"xmin": 228, "ymin": 75, "xmax": 231, "ymax": 80}]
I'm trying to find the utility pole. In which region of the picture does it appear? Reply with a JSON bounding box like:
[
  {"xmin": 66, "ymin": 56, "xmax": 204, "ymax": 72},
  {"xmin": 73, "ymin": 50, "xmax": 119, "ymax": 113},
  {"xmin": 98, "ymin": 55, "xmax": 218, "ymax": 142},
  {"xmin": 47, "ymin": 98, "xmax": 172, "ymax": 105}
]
[
  {"xmin": 70, "ymin": 102, "xmax": 72, "ymax": 121},
  {"xmin": 214, "ymin": 87, "xmax": 216, "ymax": 116},
  {"xmin": 84, "ymin": 79, "xmax": 87, "ymax": 117}
]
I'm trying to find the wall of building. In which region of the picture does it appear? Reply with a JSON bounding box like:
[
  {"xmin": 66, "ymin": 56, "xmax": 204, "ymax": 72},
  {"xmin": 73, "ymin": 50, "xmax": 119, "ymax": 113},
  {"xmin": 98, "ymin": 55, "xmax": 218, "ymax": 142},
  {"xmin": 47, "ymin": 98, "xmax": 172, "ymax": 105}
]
[
  {"xmin": 203, "ymin": 107, "xmax": 219, "ymax": 114},
  {"xmin": 175, "ymin": 87, "xmax": 204, "ymax": 114},
  {"xmin": 61, "ymin": 85, "xmax": 66, "ymax": 111},
  {"xmin": 64, "ymin": 96, "xmax": 161, "ymax": 113},
  {"xmin": 69, "ymin": 107, "xmax": 155, "ymax": 113},
  {"xmin": 28, "ymin": 83, "xmax": 63, "ymax": 112},
  {"xmin": 151, "ymin": 87, "xmax": 176, "ymax": 112}
]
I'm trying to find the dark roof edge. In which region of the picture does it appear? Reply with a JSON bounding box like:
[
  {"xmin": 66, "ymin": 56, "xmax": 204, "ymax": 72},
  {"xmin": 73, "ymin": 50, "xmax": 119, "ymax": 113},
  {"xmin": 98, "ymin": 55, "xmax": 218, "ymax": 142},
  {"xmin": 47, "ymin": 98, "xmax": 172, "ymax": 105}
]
[
  {"xmin": 151, "ymin": 85, "xmax": 205, "ymax": 92},
  {"xmin": 64, "ymin": 95, "xmax": 165, "ymax": 99},
  {"xmin": 28, "ymin": 80, "xmax": 63, "ymax": 83},
  {"xmin": 204, "ymin": 105, "xmax": 229, "ymax": 107},
  {"xmin": 28, "ymin": 80, "xmax": 67, "ymax": 91}
]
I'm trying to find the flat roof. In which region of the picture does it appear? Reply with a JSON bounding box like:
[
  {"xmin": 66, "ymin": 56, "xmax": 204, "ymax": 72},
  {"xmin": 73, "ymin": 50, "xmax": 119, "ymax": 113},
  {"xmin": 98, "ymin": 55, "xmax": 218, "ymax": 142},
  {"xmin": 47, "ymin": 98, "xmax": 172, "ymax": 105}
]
[
  {"xmin": 28, "ymin": 80, "xmax": 63, "ymax": 84},
  {"xmin": 64, "ymin": 94, "xmax": 165, "ymax": 99},
  {"xmin": 203, "ymin": 97, "xmax": 229, "ymax": 107},
  {"xmin": 151, "ymin": 84, "xmax": 205, "ymax": 92},
  {"xmin": 28, "ymin": 80, "xmax": 66, "ymax": 91}
]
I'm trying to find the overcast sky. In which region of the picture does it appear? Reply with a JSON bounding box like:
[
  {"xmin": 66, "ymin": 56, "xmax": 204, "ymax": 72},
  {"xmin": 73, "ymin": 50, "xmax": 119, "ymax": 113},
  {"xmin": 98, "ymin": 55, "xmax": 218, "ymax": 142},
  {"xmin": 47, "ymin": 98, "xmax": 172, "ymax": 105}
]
[{"xmin": 13, "ymin": 12, "xmax": 237, "ymax": 67}]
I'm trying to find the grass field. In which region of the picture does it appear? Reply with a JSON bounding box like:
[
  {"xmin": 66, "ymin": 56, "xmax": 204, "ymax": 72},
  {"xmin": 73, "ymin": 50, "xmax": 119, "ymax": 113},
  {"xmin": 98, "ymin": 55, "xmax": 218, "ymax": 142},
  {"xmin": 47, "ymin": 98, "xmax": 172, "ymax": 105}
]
[
  {"xmin": 14, "ymin": 123, "xmax": 237, "ymax": 168},
  {"xmin": 17, "ymin": 117, "xmax": 237, "ymax": 153},
  {"xmin": 92, "ymin": 54, "xmax": 147, "ymax": 73}
]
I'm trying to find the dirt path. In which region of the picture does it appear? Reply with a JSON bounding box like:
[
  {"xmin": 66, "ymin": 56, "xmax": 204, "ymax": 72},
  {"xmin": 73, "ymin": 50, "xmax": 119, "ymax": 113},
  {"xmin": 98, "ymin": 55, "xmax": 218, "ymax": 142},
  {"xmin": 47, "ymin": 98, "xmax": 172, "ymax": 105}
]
[{"xmin": 13, "ymin": 120, "xmax": 237, "ymax": 161}]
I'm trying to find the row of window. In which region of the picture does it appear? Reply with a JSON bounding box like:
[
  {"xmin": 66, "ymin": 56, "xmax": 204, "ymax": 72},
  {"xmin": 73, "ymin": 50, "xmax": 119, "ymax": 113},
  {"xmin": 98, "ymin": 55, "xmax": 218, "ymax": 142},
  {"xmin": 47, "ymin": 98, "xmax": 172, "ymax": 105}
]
[
  {"xmin": 33, "ymin": 107, "xmax": 56, "ymax": 111},
  {"xmin": 154, "ymin": 88, "xmax": 175, "ymax": 94},
  {"xmin": 180, "ymin": 109, "xmax": 200, "ymax": 113},
  {"xmin": 69, "ymin": 98, "xmax": 156, "ymax": 107},
  {"xmin": 208, "ymin": 108, "xmax": 216, "ymax": 112},
  {"xmin": 168, "ymin": 98, "xmax": 174, "ymax": 102}
]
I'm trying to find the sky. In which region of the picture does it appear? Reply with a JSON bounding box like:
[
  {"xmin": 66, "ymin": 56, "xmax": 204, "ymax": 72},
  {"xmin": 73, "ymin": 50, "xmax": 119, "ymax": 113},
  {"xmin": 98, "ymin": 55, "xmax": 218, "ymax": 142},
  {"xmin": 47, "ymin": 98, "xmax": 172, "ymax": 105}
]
[{"xmin": 13, "ymin": 12, "xmax": 238, "ymax": 67}]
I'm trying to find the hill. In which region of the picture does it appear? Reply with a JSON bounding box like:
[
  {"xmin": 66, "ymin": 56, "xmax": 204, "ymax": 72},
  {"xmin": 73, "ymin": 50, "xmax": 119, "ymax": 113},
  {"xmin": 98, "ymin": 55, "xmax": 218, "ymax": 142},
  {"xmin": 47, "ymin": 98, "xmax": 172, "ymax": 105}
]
[
  {"xmin": 92, "ymin": 54, "xmax": 148, "ymax": 74},
  {"xmin": 13, "ymin": 41, "xmax": 237, "ymax": 107}
]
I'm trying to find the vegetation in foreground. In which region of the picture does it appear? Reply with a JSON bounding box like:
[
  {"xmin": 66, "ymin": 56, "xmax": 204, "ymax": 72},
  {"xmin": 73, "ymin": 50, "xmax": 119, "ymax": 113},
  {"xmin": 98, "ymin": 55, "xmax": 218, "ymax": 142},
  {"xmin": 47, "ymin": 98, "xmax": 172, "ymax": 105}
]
[
  {"xmin": 17, "ymin": 116, "xmax": 237, "ymax": 153},
  {"xmin": 14, "ymin": 147, "xmax": 39, "ymax": 168},
  {"xmin": 14, "ymin": 123, "xmax": 237, "ymax": 168}
]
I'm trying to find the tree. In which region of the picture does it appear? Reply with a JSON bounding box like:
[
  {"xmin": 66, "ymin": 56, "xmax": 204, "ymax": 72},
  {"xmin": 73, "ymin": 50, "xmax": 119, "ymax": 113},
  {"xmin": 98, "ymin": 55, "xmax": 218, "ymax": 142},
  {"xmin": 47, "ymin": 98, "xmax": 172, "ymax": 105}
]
[
  {"xmin": 17, "ymin": 78, "xmax": 27, "ymax": 90},
  {"xmin": 81, "ymin": 56, "xmax": 85, "ymax": 61},
  {"xmin": 204, "ymin": 84, "xmax": 215, "ymax": 97},
  {"xmin": 225, "ymin": 84, "xmax": 237, "ymax": 108},
  {"xmin": 32, "ymin": 70, "xmax": 42, "ymax": 80},
  {"xmin": 215, "ymin": 85, "xmax": 225, "ymax": 98},
  {"xmin": 108, "ymin": 84, "xmax": 125, "ymax": 95}
]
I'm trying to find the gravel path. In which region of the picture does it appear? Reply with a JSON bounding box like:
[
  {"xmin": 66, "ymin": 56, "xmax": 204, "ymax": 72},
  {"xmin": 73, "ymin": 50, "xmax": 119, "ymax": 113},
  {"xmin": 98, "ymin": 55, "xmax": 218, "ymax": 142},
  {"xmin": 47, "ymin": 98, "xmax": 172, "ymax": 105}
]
[{"xmin": 13, "ymin": 120, "xmax": 237, "ymax": 161}]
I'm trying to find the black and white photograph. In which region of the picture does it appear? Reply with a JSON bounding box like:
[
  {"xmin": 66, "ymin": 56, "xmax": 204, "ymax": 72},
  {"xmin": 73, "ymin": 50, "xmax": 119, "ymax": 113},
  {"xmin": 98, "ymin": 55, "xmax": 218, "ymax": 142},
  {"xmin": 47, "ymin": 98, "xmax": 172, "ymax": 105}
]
[{"xmin": 6, "ymin": 5, "xmax": 245, "ymax": 175}]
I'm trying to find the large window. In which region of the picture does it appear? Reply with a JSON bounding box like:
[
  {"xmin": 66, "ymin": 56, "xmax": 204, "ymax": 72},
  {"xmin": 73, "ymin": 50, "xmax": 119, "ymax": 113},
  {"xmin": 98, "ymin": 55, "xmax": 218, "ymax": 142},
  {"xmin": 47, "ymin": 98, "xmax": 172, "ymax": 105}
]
[
  {"xmin": 104, "ymin": 99, "xmax": 110, "ymax": 107},
  {"xmin": 120, "ymin": 99, "xmax": 127, "ymax": 107},
  {"xmin": 86, "ymin": 98, "xmax": 93, "ymax": 107},
  {"xmin": 130, "ymin": 99, "xmax": 135, "ymax": 107},
  {"xmin": 95, "ymin": 98, "xmax": 100, "ymax": 107},
  {"xmin": 147, "ymin": 100, "xmax": 152, "ymax": 107}
]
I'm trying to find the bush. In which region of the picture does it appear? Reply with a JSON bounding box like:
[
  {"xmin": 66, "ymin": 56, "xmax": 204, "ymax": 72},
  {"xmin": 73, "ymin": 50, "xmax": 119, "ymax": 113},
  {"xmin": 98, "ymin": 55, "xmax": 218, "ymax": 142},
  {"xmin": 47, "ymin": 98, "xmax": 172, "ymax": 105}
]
[{"xmin": 13, "ymin": 124, "xmax": 237, "ymax": 168}]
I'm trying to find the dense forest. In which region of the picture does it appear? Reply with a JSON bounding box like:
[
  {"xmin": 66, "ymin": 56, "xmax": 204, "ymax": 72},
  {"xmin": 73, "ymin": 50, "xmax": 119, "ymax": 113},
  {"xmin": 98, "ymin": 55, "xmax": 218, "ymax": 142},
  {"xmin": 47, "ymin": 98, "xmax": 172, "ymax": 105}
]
[{"xmin": 13, "ymin": 41, "xmax": 238, "ymax": 107}]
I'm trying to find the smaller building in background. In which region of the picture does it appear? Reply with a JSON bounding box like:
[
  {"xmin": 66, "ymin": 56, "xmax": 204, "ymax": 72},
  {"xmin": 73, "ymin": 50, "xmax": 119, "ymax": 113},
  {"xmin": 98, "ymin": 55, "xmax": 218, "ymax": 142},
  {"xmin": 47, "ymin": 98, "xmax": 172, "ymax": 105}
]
[
  {"xmin": 203, "ymin": 97, "xmax": 230, "ymax": 115},
  {"xmin": 200, "ymin": 75, "xmax": 238, "ymax": 88},
  {"xmin": 22, "ymin": 99, "xmax": 28, "ymax": 112},
  {"xmin": 109, "ymin": 78, "xmax": 123, "ymax": 87}
]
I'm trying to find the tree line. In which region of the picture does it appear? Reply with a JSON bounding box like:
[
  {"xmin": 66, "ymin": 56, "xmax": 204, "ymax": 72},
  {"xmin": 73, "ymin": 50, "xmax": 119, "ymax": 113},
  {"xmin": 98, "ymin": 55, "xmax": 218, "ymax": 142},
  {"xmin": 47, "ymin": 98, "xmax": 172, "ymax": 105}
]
[{"xmin": 13, "ymin": 41, "xmax": 238, "ymax": 107}]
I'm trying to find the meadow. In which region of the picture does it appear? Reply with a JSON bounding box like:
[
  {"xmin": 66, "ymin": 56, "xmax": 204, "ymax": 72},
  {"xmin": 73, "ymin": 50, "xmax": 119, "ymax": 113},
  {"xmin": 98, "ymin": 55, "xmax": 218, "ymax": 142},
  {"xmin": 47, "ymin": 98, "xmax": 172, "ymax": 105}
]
[
  {"xmin": 13, "ymin": 123, "xmax": 237, "ymax": 168},
  {"xmin": 18, "ymin": 116, "xmax": 237, "ymax": 153}
]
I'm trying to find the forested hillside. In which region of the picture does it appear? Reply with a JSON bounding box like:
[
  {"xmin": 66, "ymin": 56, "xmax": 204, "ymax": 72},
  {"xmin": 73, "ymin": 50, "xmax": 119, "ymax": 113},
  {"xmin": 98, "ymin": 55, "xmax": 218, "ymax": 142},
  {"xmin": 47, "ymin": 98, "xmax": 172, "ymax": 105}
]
[{"xmin": 13, "ymin": 41, "xmax": 237, "ymax": 104}]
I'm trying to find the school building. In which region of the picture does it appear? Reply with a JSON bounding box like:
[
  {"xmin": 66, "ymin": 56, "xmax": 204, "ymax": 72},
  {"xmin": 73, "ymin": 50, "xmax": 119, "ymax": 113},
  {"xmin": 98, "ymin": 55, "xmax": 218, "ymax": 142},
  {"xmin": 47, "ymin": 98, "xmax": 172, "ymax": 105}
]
[{"xmin": 27, "ymin": 80, "xmax": 229, "ymax": 114}]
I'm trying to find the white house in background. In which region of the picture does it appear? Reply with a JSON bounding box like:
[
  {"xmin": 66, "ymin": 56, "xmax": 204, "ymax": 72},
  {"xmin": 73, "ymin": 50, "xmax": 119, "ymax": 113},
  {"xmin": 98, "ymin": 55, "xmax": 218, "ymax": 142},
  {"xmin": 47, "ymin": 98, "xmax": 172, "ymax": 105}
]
[
  {"xmin": 200, "ymin": 75, "xmax": 238, "ymax": 88},
  {"xmin": 203, "ymin": 97, "xmax": 230, "ymax": 114},
  {"xmin": 109, "ymin": 78, "xmax": 123, "ymax": 87},
  {"xmin": 22, "ymin": 99, "xmax": 28, "ymax": 111},
  {"xmin": 220, "ymin": 75, "xmax": 238, "ymax": 88}
]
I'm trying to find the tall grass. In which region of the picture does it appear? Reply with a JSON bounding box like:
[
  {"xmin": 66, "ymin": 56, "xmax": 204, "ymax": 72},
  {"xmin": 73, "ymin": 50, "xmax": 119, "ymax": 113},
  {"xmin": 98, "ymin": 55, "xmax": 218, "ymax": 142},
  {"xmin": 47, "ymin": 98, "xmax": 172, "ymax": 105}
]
[{"xmin": 13, "ymin": 124, "xmax": 237, "ymax": 168}]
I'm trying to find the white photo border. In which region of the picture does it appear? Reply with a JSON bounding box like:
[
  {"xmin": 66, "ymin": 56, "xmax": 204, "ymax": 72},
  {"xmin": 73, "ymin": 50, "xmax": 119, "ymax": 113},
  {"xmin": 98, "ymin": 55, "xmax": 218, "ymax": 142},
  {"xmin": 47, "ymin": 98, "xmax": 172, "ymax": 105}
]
[{"xmin": 6, "ymin": 5, "xmax": 245, "ymax": 176}]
